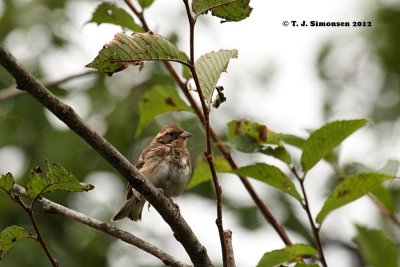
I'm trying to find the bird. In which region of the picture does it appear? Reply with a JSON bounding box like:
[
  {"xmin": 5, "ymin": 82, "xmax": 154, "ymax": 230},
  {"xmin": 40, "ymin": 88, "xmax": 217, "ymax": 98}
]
[{"xmin": 112, "ymin": 123, "xmax": 192, "ymax": 221}]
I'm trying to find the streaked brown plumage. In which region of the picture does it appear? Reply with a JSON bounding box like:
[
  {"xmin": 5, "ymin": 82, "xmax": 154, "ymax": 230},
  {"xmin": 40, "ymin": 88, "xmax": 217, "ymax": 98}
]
[{"xmin": 112, "ymin": 123, "xmax": 192, "ymax": 221}]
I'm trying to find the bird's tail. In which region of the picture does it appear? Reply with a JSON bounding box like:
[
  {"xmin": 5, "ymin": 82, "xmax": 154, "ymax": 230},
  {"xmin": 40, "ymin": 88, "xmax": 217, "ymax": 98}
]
[{"xmin": 111, "ymin": 195, "xmax": 146, "ymax": 222}]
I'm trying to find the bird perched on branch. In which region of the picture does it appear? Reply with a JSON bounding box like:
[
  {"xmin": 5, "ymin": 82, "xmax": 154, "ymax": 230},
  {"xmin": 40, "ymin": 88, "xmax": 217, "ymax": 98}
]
[{"xmin": 112, "ymin": 123, "xmax": 192, "ymax": 221}]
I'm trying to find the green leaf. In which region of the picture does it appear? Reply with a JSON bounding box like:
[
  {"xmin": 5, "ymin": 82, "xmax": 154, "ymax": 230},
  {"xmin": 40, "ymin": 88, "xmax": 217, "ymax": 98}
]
[
  {"xmin": 229, "ymin": 163, "xmax": 302, "ymax": 201},
  {"xmin": 0, "ymin": 225, "xmax": 33, "ymax": 259},
  {"xmin": 138, "ymin": 0, "xmax": 155, "ymax": 9},
  {"xmin": 87, "ymin": 2, "xmax": 143, "ymax": 32},
  {"xmin": 86, "ymin": 32, "xmax": 186, "ymax": 75},
  {"xmin": 223, "ymin": 135, "xmax": 291, "ymax": 164},
  {"xmin": 192, "ymin": 0, "xmax": 253, "ymax": 22},
  {"xmin": 25, "ymin": 161, "xmax": 94, "ymax": 199},
  {"xmin": 223, "ymin": 134, "xmax": 260, "ymax": 153},
  {"xmin": 135, "ymin": 86, "xmax": 193, "ymax": 138},
  {"xmin": 194, "ymin": 49, "xmax": 238, "ymax": 105},
  {"xmin": 316, "ymin": 173, "xmax": 394, "ymax": 224},
  {"xmin": 257, "ymin": 244, "xmax": 317, "ymax": 267},
  {"xmin": 0, "ymin": 173, "xmax": 15, "ymax": 193},
  {"xmin": 294, "ymin": 263, "xmax": 320, "ymax": 267},
  {"xmin": 227, "ymin": 120, "xmax": 282, "ymax": 145},
  {"xmin": 188, "ymin": 155, "xmax": 232, "ymax": 189},
  {"xmin": 301, "ymin": 119, "xmax": 367, "ymax": 172},
  {"xmin": 260, "ymin": 146, "xmax": 291, "ymax": 165},
  {"xmin": 345, "ymin": 160, "xmax": 399, "ymax": 212},
  {"xmin": 355, "ymin": 225, "xmax": 399, "ymax": 267}
]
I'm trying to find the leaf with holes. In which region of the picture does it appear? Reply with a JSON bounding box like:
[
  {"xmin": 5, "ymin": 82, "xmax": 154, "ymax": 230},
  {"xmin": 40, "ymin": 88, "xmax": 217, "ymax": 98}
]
[
  {"xmin": 25, "ymin": 161, "xmax": 94, "ymax": 199},
  {"xmin": 188, "ymin": 155, "xmax": 232, "ymax": 189},
  {"xmin": 135, "ymin": 86, "xmax": 193, "ymax": 138},
  {"xmin": 194, "ymin": 49, "xmax": 238, "ymax": 105},
  {"xmin": 227, "ymin": 119, "xmax": 282, "ymax": 145},
  {"xmin": 316, "ymin": 173, "xmax": 394, "ymax": 224},
  {"xmin": 0, "ymin": 225, "xmax": 33, "ymax": 259},
  {"xmin": 257, "ymin": 244, "xmax": 317, "ymax": 267},
  {"xmin": 192, "ymin": 0, "xmax": 253, "ymax": 22},
  {"xmin": 87, "ymin": 2, "xmax": 143, "ymax": 32},
  {"xmin": 86, "ymin": 32, "xmax": 187, "ymax": 75},
  {"xmin": 0, "ymin": 173, "xmax": 14, "ymax": 194},
  {"xmin": 229, "ymin": 163, "xmax": 302, "ymax": 201},
  {"xmin": 301, "ymin": 119, "xmax": 367, "ymax": 172}
]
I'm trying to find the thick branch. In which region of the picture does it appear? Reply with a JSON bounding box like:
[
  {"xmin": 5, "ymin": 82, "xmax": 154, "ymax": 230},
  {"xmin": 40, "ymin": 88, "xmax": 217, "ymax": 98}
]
[
  {"xmin": 12, "ymin": 184, "xmax": 190, "ymax": 267},
  {"xmin": 0, "ymin": 45, "xmax": 211, "ymax": 267}
]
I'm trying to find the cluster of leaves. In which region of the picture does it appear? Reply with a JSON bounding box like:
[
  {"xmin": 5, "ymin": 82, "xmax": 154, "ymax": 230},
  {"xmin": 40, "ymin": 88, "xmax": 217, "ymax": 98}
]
[
  {"xmin": 191, "ymin": 118, "xmax": 399, "ymax": 266},
  {"xmin": 0, "ymin": 161, "xmax": 93, "ymax": 261},
  {"xmin": 83, "ymin": 1, "xmax": 400, "ymax": 266}
]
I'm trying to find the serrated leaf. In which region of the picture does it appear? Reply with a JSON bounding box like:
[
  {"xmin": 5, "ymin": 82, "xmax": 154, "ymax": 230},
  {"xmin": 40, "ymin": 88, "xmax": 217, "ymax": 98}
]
[
  {"xmin": 135, "ymin": 86, "xmax": 193, "ymax": 138},
  {"xmin": 0, "ymin": 173, "xmax": 15, "ymax": 193},
  {"xmin": 188, "ymin": 155, "xmax": 232, "ymax": 189},
  {"xmin": 211, "ymin": 0, "xmax": 253, "ymax": 22},
  {"xmin": 227, "ymin": 120, "xmax": 282, "ymax": 145},
  {"xmin": 194, "ymin": 49, "xmax": 238, "ymax": 105},
  {"xmin": 301, "ymin": 119, "xmax": 367, "ymax": 172},
  {"xmin": 355, "ymin": 225, "xmax": 399, "ymax": 267},
  {"xmin": 316, "ymin": 173, "xmax": 394, "ymax": 224},
  {"xmin": 0, "ymin": 225, "xmax": 33, "ymax": 259},
  {"xmin": 87, "ymin": 2, "xmax": 143, "ymax": 32},
  {"xmin": 229, "ymin": 163, "xmax": 302, "ymax": 201},
  {"xmin": 257, "ymin": 244, "xmax": 317, "ymax": 267},
  {"xmin": 86, "ymin": 32, "xmax": 186, "ymax": 75},
  {"xmin": 138, "ymin": 0, "xmax": 155, "ymax": 9},
  {"xmin": 192, "ymin": 0, "xmax": 253, "ymax": 22},
  {"xmin": 25, "ymin": 161, "xmax": 94, "ymax": 199}
]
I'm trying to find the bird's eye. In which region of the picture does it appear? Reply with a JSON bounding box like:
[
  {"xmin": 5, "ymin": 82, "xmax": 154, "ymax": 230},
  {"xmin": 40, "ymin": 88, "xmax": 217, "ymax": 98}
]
[{"xmin": 167, "ymin": 131, "xmax": 177, "ymax": 137}]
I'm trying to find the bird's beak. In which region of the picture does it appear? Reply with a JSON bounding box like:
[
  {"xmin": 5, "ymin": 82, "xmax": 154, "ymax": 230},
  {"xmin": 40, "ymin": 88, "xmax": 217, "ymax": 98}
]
[{"xmin": 180, "ymin": 131, "xmax": 192, "ymax": 139}]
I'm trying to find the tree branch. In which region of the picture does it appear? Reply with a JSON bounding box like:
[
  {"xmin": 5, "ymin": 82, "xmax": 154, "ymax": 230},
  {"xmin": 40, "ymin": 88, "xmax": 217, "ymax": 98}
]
[
  {"xmin": 182, "ymin": 1, "xmax": 229, "ymax": 266},
  {"xmin": 0, "ymin": 45, "xmax": 211, "ymax": 267},
  {"xmin": 123, "ymin": 0, "xmax": 293, "ymax": 247},
  {"xmin": 12, "ymin": 184, "xmax": 190, "ymax": 267},
  {"xmin": 292, "ymin": 167, "xmax": 328, "ymax": 267}
]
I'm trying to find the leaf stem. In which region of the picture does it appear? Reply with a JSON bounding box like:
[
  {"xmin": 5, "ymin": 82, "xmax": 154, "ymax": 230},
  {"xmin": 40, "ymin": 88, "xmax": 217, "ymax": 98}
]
[{"xmin": 292, "ymin": 167, "xmax": 328, "ymax": 267}]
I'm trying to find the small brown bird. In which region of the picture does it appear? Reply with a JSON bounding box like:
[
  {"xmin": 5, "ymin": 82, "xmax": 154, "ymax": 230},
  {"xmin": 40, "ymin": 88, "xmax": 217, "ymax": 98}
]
[{"xmin": 112, "ymin": 123, "xmax": 192, "ymax": 221}]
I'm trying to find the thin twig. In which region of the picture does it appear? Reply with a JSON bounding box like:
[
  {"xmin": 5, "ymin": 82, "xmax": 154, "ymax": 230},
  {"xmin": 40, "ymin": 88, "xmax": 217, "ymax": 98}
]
[
  {"xmin": 12, "ymin": 193, "xmax": 59, "ymax": 266},
  {"xmin": 292, "ymin": 167, "xmax": 328, "ymax": 267},
  {"xmin": 182, "ymin": 1, "xmax": 229, "ymax": 266},
  {"xmin": 0, "ymin": 70, "xmax": 97, "ymax": 102},
  {"xmin": 369, "ymin": 193, "xmax": 400, "ymax": 227},
  {"xmin": 0, "ymin": 45, "xmax": 212, "ymax": 267},
  {"xmin": 123, "ymin": 0, "xmax": 293, "ymax": 247},
  {"xmin": 12, "ymin": 184, "xmax": 190, "ymax": 267}
]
